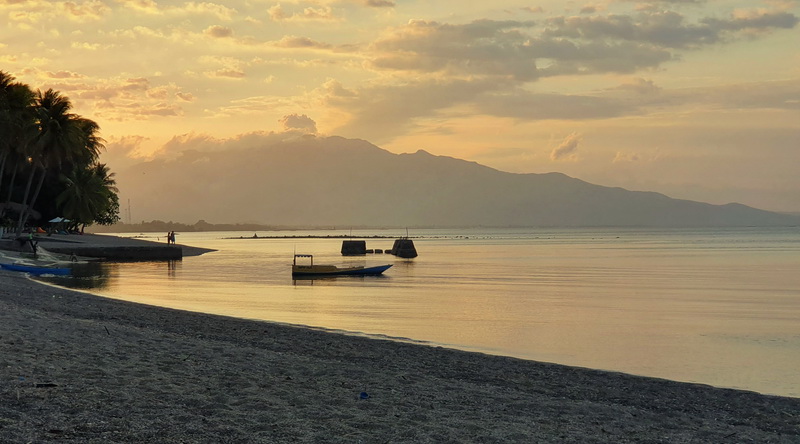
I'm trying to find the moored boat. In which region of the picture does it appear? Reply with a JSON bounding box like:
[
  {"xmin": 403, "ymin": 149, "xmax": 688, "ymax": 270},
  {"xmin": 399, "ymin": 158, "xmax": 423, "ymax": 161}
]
[
  {"xmin": 1, "ymin": 262, "xmax": 72, "ymax": 275},
  {"xmin": 292, "ymin": 254, "xmax": 392, "ymax": 277}
]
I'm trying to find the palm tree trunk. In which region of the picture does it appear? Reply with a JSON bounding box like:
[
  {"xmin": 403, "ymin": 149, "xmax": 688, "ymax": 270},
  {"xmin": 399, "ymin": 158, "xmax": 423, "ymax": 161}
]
[
  {"xmin": 0, "ymin": 151, "xmax": 6, "ymax": 216},
  {"xmin": 18, "ymin": 166, "xmax": 47, "ymax": 234},
  {"xmin": 4, "ymin": 162, "xmax": 18, "ymax": 206},
  {"xmin": 14, "ymin": 165, "xmax": 39, "ymax": 237},
  {"xmin": 0, "ymin": 151, "xmax": 7, "ymax": 197}
]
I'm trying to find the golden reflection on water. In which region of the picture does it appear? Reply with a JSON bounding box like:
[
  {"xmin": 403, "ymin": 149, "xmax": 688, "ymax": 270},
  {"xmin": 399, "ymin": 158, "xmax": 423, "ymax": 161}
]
[{"xmin": 45, "ymin": 228, "xmax": 800, "ymax": 397}]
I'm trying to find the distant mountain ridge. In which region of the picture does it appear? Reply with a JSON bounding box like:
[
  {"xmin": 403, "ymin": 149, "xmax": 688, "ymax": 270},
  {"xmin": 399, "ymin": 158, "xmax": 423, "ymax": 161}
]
[{"xmin": 117, "ymin": 135, "xmax": 799, "ymax": 227}]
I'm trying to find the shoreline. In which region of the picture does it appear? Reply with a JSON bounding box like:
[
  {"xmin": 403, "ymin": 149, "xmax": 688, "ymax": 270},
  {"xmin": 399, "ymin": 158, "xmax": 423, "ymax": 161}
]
[{"xmin": 2, "ymin": 271, "xmax": 798, "ymax": 442}]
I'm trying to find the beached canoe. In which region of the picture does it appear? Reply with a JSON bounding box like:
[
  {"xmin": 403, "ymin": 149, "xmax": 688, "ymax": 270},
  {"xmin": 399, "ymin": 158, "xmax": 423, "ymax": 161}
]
[
  {"xmin": 1, "ymin": 263, "xmax": 72, "ymax": 275},
  {"xmin": 292, "ymin": 254, "xmax": 392, "ymax": 277}
]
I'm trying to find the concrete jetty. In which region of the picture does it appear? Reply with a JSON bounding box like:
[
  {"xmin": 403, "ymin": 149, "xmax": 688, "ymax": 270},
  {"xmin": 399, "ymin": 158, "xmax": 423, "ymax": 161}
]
[{"xmin": 0, "ymin": 233, "xmax": 214, "ymax": 261}]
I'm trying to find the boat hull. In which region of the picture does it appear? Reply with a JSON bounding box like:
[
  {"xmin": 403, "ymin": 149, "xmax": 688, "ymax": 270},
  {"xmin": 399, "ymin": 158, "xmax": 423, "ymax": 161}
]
[
  {"xmin": 292, "ymin": 264, "xmax": 392, "ymax": 277},
  {"xmin": 1, "ymin": 263, "xmax": 72, "ymax": 275}
]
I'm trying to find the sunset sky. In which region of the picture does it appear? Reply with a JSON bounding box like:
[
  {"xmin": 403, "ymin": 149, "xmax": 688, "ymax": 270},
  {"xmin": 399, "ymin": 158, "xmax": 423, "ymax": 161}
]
[{"xmin": 2, "ymin": 0, "xmax": 799, "ymax": 215}]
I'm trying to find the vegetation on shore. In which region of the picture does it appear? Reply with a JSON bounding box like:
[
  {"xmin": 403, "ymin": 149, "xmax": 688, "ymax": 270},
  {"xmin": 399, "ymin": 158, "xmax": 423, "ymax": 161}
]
[
  {"xmin": 0, "ymin": 71, "xmax": 119, "ymax": 234},
  {"xmin": 87, "ymin": 219, "xmax": 403, "ymax": 233},
  {"xmin": 87, "ymin": 219, "xmax": 280, "ymax": 233}
]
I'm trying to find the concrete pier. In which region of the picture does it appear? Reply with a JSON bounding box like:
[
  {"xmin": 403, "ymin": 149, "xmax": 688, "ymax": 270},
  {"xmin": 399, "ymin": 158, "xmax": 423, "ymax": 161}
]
[{"xmin": 1, "ymin": 233, "xmax": 214, "ymax": 261}]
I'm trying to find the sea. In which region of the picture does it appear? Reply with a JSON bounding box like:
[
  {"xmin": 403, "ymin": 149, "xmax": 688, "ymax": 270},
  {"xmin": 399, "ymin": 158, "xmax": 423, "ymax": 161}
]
[{"xmin": 41, "ymin": 227, "xmax": 800, "ymax": 398}]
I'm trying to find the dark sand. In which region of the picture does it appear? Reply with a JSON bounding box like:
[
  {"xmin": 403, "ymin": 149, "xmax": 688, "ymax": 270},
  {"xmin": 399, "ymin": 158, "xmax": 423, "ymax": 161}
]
[{"xmin": 1, "ymin": 270, "xmax": 799, "ymax": 443}]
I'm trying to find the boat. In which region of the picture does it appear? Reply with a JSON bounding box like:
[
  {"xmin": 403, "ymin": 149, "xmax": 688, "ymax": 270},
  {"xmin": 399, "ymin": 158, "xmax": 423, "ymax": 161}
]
[
  {"xmin": 1, "ymin": 262, "xmax": 72, "ymax": 275},
  {"xmin": 292, "ymin": 254, "xmax": 392, "ymax": 277}
]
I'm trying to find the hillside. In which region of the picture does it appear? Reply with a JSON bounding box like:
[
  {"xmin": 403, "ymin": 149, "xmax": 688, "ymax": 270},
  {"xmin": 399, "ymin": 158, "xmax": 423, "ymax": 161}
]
[{"xmin": 116, "ymin": 135, "xmax": 799, "ymax": 228}]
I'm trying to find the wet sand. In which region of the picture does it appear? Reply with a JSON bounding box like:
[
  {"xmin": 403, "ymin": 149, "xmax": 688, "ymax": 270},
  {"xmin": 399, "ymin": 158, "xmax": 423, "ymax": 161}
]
[{"xmin": 1, "ymin": 269, "xmax": 799, "ymax": 442}]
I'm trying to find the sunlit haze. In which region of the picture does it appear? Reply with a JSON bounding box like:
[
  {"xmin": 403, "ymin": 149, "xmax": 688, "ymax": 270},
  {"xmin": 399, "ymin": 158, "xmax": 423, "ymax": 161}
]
[{"xmin": 2, "ymin": 0, "xmax": 799, "ymax": 219}]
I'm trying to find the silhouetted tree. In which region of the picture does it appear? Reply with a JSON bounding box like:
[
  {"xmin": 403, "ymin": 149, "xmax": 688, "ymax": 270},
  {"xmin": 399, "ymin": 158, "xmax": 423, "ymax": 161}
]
[
  {"xmin": 0, "ymin": 71, "xmax": 35, "ymax": 217},
  {"xmin": 16, "ymin": 89, "xmax": 104, "ymax": 235},
  {"xmin": 57, "ymin": 163, "xmax": 119, "ymax": 232},
  {"xmin": 0, "ymin": 73, "xmax": 117, "ymax": 235}
]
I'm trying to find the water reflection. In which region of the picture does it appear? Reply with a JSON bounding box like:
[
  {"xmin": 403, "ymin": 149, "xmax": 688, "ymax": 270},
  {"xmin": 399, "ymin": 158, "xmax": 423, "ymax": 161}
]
[
  {"xmin": 167, "ymin": 260, "xmax": 180, "ymax": 278},
  {"xmin": 37, "ymin": 260, "xmax": 183, "ymax": 289},
  {"xmin": 292, "ymin": 274, "xmax": 390, "ymax": 286},
  {"xmin": 37, "ymin": 261, "xmax": 108, "ymax": 290}
]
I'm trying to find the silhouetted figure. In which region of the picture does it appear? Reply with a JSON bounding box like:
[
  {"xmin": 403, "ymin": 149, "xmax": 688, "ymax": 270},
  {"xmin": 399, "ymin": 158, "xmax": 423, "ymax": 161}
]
[{"xmin": 28, "ymin": 234, "xmax": 38, "ymax": 259}]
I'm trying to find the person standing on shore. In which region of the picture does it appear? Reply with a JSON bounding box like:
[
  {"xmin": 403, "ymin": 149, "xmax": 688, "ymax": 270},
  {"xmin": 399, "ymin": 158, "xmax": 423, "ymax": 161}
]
[{"xmin": 28, "ymin": 233, "xmax": 38, "ymax": 258}]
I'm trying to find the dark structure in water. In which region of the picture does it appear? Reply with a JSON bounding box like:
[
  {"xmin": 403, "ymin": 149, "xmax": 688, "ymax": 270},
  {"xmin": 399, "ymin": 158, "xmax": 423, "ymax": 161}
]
[
  {"xmin": 390, "ymin": 238, "xmax": 417, "ymax": 258},
  {"xmin": 341, "ymin": 240, "xmax": 367, "ymax": 255}
]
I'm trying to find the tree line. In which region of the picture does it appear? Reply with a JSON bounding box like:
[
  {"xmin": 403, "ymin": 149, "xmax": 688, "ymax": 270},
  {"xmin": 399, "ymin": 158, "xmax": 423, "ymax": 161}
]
[{"xmin": 0, "ymin": 70, "xmax": 119, "ymax": 236}]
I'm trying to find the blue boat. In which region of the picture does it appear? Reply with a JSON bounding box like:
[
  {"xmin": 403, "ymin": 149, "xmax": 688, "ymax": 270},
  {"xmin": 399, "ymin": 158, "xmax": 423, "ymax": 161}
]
[
  {"xmin": 292, "ymin": 254, "xmax": 392, "ymax": 277},
  {"xmin": 1, "ymin": 263, "xmax": 72, "ymax": 275}
]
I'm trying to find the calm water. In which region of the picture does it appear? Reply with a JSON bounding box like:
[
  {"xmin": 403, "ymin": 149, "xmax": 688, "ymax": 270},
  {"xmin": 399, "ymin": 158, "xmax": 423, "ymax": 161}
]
[{"xmin": 44, "ymin": 227, "xmax": 800, "ymax": 397}]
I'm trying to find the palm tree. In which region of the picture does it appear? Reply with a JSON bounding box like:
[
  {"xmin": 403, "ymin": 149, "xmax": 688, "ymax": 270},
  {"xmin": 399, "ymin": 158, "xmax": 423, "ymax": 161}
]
[
  {"xmin": 0, "ymin": 72, "xmax": 35, "ymax": 219},
  {"xmin": 57, "ymin": 162, "xmax": 118, "ymax": 232},
  {"xmin": 15, "ymin": 89, "xmax": 101, "ymax": 235}
]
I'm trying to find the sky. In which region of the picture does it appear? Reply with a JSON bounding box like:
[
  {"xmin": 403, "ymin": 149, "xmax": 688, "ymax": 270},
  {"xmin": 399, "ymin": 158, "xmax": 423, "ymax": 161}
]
[{"xmin": 2, "ymin": 0, "xmax": 799, "ymax": 216}]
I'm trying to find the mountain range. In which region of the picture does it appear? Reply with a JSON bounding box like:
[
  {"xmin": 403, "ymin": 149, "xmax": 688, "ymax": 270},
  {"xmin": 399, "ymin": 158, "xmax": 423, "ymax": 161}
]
[{"xmin": 117, "ymin": 135, "xmax": 799, "ymax": 228}]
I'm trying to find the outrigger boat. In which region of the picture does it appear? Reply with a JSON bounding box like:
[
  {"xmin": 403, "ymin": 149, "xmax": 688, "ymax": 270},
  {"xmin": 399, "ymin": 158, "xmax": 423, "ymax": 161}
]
[
  {"xmin": 292, "ymin": 254, "xmax": 392, "ymax": 277},
  {"xmin": 1, "ymin": 262, "xmax": 72, "ymax": 275}
]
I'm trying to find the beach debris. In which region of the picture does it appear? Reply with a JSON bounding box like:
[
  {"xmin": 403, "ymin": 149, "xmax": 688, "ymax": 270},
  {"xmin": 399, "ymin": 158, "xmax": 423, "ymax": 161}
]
[{"xmin": 359, "ymin": 391, "xmax": 370, "ymax": 400}]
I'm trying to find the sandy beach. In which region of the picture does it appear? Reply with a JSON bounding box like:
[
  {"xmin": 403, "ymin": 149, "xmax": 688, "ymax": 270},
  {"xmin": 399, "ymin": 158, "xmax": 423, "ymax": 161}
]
[{"xmin": 1, "ymin": 265, "xmax": 799, "ymax": 443}]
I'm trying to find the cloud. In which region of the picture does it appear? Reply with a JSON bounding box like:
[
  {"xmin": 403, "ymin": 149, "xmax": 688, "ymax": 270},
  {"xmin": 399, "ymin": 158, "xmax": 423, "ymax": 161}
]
[
  {"xmin": 325, "ymin": 77, "xmax": 506, "ymax": 142},
  {"xmin": 205, "ymin": 69, "xmax": 246, "ymax": 79},
  {"xmin": 113, "ymin": 0, "xmax": 237, "ymax": 19},
  {"xmin": 273, "ymin": 35, "xmax": 332, "ymax": 50},
  {"xmin": 268, "ymin": 4, "xmax": 338, "ymax": 22},
  {"xmin": 551, "ymin": 133, "xmax": 582, "ymax": 161},
  {"xmin": 70, "ymin": 41, "xmax": 107, "ymax": 51},
  {"xmin": 213, "ymin": 95, "xmax": 297, "ymax": 118},
  {"xmin": 543, "ymin": 8, "xmax": 798, "ymax": 49},
  {"xmin": 44, "ymin": 70, "xmax": 86, "ymax": 79},
  {"xmin": 521, "ymin": 6, "xmax": 544, "ymax": 14},
  {"xmin": 204, "ymin": 25, "xmax": 233, "ymax": 38},
  {"xmin": 580, "ymin": 4, "xmax": 605, "ymax": 15},
  {"xmin": 479, "ymin": 90, "xmax": 634, "ymax": 120},
  {"xmin": 280, "ymin": 114, "xmax": 318, "ymax": 134},
  {"xmin": 103, "ymin": 135, "xmax": 154, "ymax": 170},
  {"xmin": 64, "ymin": 0, "xmax": 111, "ymax": 22},
  {"xmin": 96, "ymin": 100, "xmax": 183, "ymax": 119},
  {"xmin": 368, "ymin": 18, "xmax": 676, "ymax": 81},
  {"xmin": 198, "ymin": 55, "xmax": 250, "ymax": 79},
  {"xmin": 23, "ymin": 71, "xmax": 194, "ymax": 122},
  {"xmin": 613, "ymin": 151, "xmax": 641, "ymax": 163},
  {"xmin": 369, "ymin": 19, "xmax": 541, "ymax": 80},
  {"xmin": 365, "ymin": 0, "xmax": 394, "ymax": 7},
  {"xmin": 182, "ymin": 1, "xmax": 237, "ymax": 21},
  {"xmin": 114, "ymin": 0, "xmax": 160, "ymax": 14},
  {"xmin": 667, "ymin": 78, "xmax": 800, "ymax": 111},
  {"xmin": 176, "ymin": 92, "xmax": 195, "ymax": 102},
  {"xmin": 613, "ymin": 77, "xmax": 661, "ymax": 95}
]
